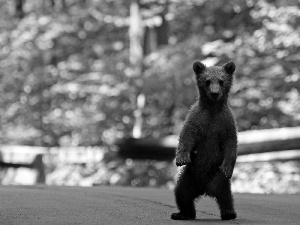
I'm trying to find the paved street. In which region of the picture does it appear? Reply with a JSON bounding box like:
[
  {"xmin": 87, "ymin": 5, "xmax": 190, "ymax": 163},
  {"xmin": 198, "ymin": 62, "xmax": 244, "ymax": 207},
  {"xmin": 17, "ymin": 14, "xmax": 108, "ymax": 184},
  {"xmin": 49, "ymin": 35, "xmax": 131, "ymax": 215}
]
[{"xmin": 0, "ymin": 185, "xmax": 299, "ymax": 225}]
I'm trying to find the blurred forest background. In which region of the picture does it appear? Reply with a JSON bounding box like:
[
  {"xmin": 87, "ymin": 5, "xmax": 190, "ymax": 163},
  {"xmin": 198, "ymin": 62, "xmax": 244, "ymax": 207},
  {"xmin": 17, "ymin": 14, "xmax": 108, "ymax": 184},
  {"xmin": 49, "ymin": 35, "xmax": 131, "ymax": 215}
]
[{"xmin": 0, "ymin": 0, "xmax": 300, "ymax": 192}]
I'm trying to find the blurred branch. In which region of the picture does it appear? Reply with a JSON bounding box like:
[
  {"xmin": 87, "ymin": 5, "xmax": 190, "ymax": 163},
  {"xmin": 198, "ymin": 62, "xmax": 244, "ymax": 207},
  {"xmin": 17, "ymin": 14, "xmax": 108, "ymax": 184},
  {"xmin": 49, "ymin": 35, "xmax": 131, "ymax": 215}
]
[{"xmin": 15, "ymin": 0, "xmax": 25, "ymax": 19}]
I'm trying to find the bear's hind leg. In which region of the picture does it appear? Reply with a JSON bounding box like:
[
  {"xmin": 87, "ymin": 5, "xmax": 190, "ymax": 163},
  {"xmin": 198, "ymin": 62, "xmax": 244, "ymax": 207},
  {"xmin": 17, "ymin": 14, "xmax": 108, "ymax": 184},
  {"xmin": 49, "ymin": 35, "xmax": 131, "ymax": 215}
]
[
  {"xmin": 216, "ymin": 191, "xmax": 236, "ymax": 220},
  {"xmin": 171, "ymin": 169, "xmax": 200, "ymax": 220},
  {"xmin": 206, "ymin": 172, "xmax": 236, "ymax": 220}
]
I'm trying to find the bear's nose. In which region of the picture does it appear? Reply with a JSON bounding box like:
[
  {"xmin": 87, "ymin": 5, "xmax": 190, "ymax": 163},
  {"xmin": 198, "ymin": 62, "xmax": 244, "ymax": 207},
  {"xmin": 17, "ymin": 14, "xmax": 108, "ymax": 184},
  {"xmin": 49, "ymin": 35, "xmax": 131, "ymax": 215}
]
[{"xmin": 211, "ymin": 93, "xmax": 219, "ymax": 99}]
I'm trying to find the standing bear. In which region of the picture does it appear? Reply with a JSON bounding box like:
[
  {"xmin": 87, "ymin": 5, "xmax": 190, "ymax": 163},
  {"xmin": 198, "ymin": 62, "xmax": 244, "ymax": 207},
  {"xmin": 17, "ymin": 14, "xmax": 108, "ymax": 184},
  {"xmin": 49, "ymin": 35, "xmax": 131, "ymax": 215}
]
[{"xmin": 171, "ymin": 61, "xmax": 238, "ymax": 221}]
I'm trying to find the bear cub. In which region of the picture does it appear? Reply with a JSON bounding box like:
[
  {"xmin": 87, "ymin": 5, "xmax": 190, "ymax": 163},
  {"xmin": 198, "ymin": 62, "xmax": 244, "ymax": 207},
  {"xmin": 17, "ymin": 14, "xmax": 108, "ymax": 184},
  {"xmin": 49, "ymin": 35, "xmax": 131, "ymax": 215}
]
[{"xmin": 171, "ymin": 61, "xmax": 238, "ymax": 221}]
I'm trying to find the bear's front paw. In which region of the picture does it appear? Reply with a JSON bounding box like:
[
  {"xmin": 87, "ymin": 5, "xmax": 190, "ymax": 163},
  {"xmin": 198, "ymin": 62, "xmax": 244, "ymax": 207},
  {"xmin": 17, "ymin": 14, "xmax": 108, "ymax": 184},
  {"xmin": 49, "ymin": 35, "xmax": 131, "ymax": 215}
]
[
  {"xmin": 219, "ymin": 164, "xmax": 233, "ymax": 179},
  {"xmin": 175, "ymin": 152, "xmax": 191, "ymax": 166}
]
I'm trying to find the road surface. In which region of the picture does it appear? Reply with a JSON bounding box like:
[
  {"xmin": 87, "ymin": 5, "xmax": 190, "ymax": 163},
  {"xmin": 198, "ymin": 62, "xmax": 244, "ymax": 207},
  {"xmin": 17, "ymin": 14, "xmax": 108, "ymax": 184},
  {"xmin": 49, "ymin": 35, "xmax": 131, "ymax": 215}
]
[{"xmin": 0, "ymin": 185, "xmax": 299, "ymax": 225}]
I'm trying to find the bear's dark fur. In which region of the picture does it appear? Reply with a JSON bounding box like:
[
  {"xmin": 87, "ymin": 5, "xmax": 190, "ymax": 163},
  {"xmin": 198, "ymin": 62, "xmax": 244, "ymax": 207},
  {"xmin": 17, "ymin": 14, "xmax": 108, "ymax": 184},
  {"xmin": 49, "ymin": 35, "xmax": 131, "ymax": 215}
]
[{"xmin": 171, "ymin": 61, "xmax": 238, "ymax": 221}]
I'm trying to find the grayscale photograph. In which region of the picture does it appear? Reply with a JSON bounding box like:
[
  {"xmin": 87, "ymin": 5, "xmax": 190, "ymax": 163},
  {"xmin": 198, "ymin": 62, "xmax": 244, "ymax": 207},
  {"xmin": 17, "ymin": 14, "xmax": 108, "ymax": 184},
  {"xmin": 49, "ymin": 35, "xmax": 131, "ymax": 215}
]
[{"xmin": 0, "ymin": 0, "xmax": 299, "ymax": 224}]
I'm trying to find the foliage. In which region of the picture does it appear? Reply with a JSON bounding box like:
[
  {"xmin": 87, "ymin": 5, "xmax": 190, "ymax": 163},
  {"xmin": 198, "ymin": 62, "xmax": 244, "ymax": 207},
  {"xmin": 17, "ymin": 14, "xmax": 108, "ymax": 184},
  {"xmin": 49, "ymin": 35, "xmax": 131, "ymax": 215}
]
[
  {"xmin": 0, "ymin": 0, "xmax": 131, "ymax": 146},
  {"xmin": 232, "ymin": 160, "xmax": 300, "ymax": 194},
  {"xmin": 143, "ymin": 0, "xmax": 300, "ymax": 134},
  {"xmin": 0, "ymin": 0, "xmax": 300, "ymax": 146}
]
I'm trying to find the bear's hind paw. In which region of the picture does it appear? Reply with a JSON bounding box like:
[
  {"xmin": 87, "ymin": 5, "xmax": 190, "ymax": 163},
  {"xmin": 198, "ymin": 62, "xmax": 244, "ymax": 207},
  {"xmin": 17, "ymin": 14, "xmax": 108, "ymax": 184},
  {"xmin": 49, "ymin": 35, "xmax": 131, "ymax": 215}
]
[
  {"xmin": 171, "ymin": 212, "xmax": 195, "ymax": 220},
  {"xmin": 221, "ymin": 210, "xmax": 237, "ymax": 220}
]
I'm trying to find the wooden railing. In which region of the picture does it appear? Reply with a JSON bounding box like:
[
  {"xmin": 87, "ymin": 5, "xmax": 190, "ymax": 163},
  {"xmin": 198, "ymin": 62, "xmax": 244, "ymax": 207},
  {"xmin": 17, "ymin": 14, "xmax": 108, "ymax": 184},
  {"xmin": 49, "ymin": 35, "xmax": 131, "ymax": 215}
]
[
  {"xmin": 1, "ymin": 127, "xmax": 300, "ymax": 184},
  {"xmin": 116, "ymin": 127, "xmax": 300, "ymax": 162},
  {"xmin": 0, "ymin": 154, "xmax": 45, "ymax": 183},
  {"xmin": 0, "ymin": 146, "xmax": 104, "ymax": 184}
]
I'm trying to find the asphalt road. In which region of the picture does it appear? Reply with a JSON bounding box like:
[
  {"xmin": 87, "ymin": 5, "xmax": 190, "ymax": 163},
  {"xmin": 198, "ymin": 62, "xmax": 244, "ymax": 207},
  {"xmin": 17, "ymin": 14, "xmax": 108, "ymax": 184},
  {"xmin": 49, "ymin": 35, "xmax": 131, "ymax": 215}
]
[{"xmin": 0, "ymin": 185, "xmax": 299, "ymax": 225}]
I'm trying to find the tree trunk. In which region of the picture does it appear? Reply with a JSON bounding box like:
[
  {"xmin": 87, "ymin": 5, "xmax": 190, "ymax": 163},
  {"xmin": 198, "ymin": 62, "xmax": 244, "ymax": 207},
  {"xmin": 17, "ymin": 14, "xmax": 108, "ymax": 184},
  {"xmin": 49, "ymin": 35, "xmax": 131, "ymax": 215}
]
[
  {"xmin": 129, "ymin": 0, "xmax": 145, "ymax": 138},
  {"xmin": 156, "ymin": 2, "xmax": 169, "ymax": 47},
  {"xmin": 129, "ymin": 0, "xmax": 144, "ymax": 75}
]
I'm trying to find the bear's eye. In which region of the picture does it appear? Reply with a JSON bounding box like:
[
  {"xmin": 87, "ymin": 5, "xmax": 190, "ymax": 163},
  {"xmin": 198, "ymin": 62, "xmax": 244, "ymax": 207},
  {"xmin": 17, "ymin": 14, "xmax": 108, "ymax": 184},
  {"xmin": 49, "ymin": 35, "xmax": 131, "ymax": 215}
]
[
  {"xmin": 205, "ymin": 80, "xmax": 211, "ymax": 87},
  {"xmin": 219, "ymin": 80, "xmax": 224, "ymax": 86}
]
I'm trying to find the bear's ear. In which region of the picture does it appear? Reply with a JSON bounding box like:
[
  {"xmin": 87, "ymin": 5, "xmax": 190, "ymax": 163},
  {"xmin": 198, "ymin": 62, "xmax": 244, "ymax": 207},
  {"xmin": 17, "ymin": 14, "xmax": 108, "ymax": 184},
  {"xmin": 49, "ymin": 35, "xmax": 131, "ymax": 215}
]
[
  {"xmin": 193, "ymin": 61, "xmax": 206, "ymax": 74},
  {"xmin": 223, "ymin": 61, "xmax": 235, "ymax": 75}
]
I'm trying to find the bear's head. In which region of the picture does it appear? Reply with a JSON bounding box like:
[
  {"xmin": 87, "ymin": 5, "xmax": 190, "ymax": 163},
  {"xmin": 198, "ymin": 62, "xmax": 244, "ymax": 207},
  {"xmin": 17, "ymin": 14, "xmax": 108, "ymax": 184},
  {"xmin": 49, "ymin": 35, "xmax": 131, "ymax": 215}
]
[{"xmin": 193, "ymin": 61, "xmax": 235, "ymax": 102}]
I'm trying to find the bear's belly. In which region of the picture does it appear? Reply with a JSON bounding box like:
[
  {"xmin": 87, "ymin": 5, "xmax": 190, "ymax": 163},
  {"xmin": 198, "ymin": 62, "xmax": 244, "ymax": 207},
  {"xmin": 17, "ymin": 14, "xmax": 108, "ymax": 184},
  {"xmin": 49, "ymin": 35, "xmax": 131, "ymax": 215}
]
[{"xmin": 190, "ymin": 139, "xmax": 223, "ymax": 177}]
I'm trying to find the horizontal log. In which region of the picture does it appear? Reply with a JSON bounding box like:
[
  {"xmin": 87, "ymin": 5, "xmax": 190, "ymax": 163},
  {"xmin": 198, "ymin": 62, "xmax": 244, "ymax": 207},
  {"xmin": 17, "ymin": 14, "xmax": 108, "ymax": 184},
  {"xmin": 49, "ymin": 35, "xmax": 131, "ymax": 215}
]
[
  {"xmin": 0, "ymin": 145, "xmax": 48, "ymax": 154},
  {"xmin": 237, "ymin": 127, "xmax": 300, "ymax": 155},
  {"xmin": 238, "ymin": 138, "xmax": 300, "ymax": 155},
  {"xmin": 0, "ymin": 162, "xmax": 33, "ymax": 169},
  {"xmin": 116, "ymin": 137, "xmax": 175, "ymax": 161},
  {"xmin": 236, "ymin": 149, "xmax": 300, "ymax": 163},
  {"xmin": 116, "ymin": 127, "xmax": 300, "ymax": 160}
]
